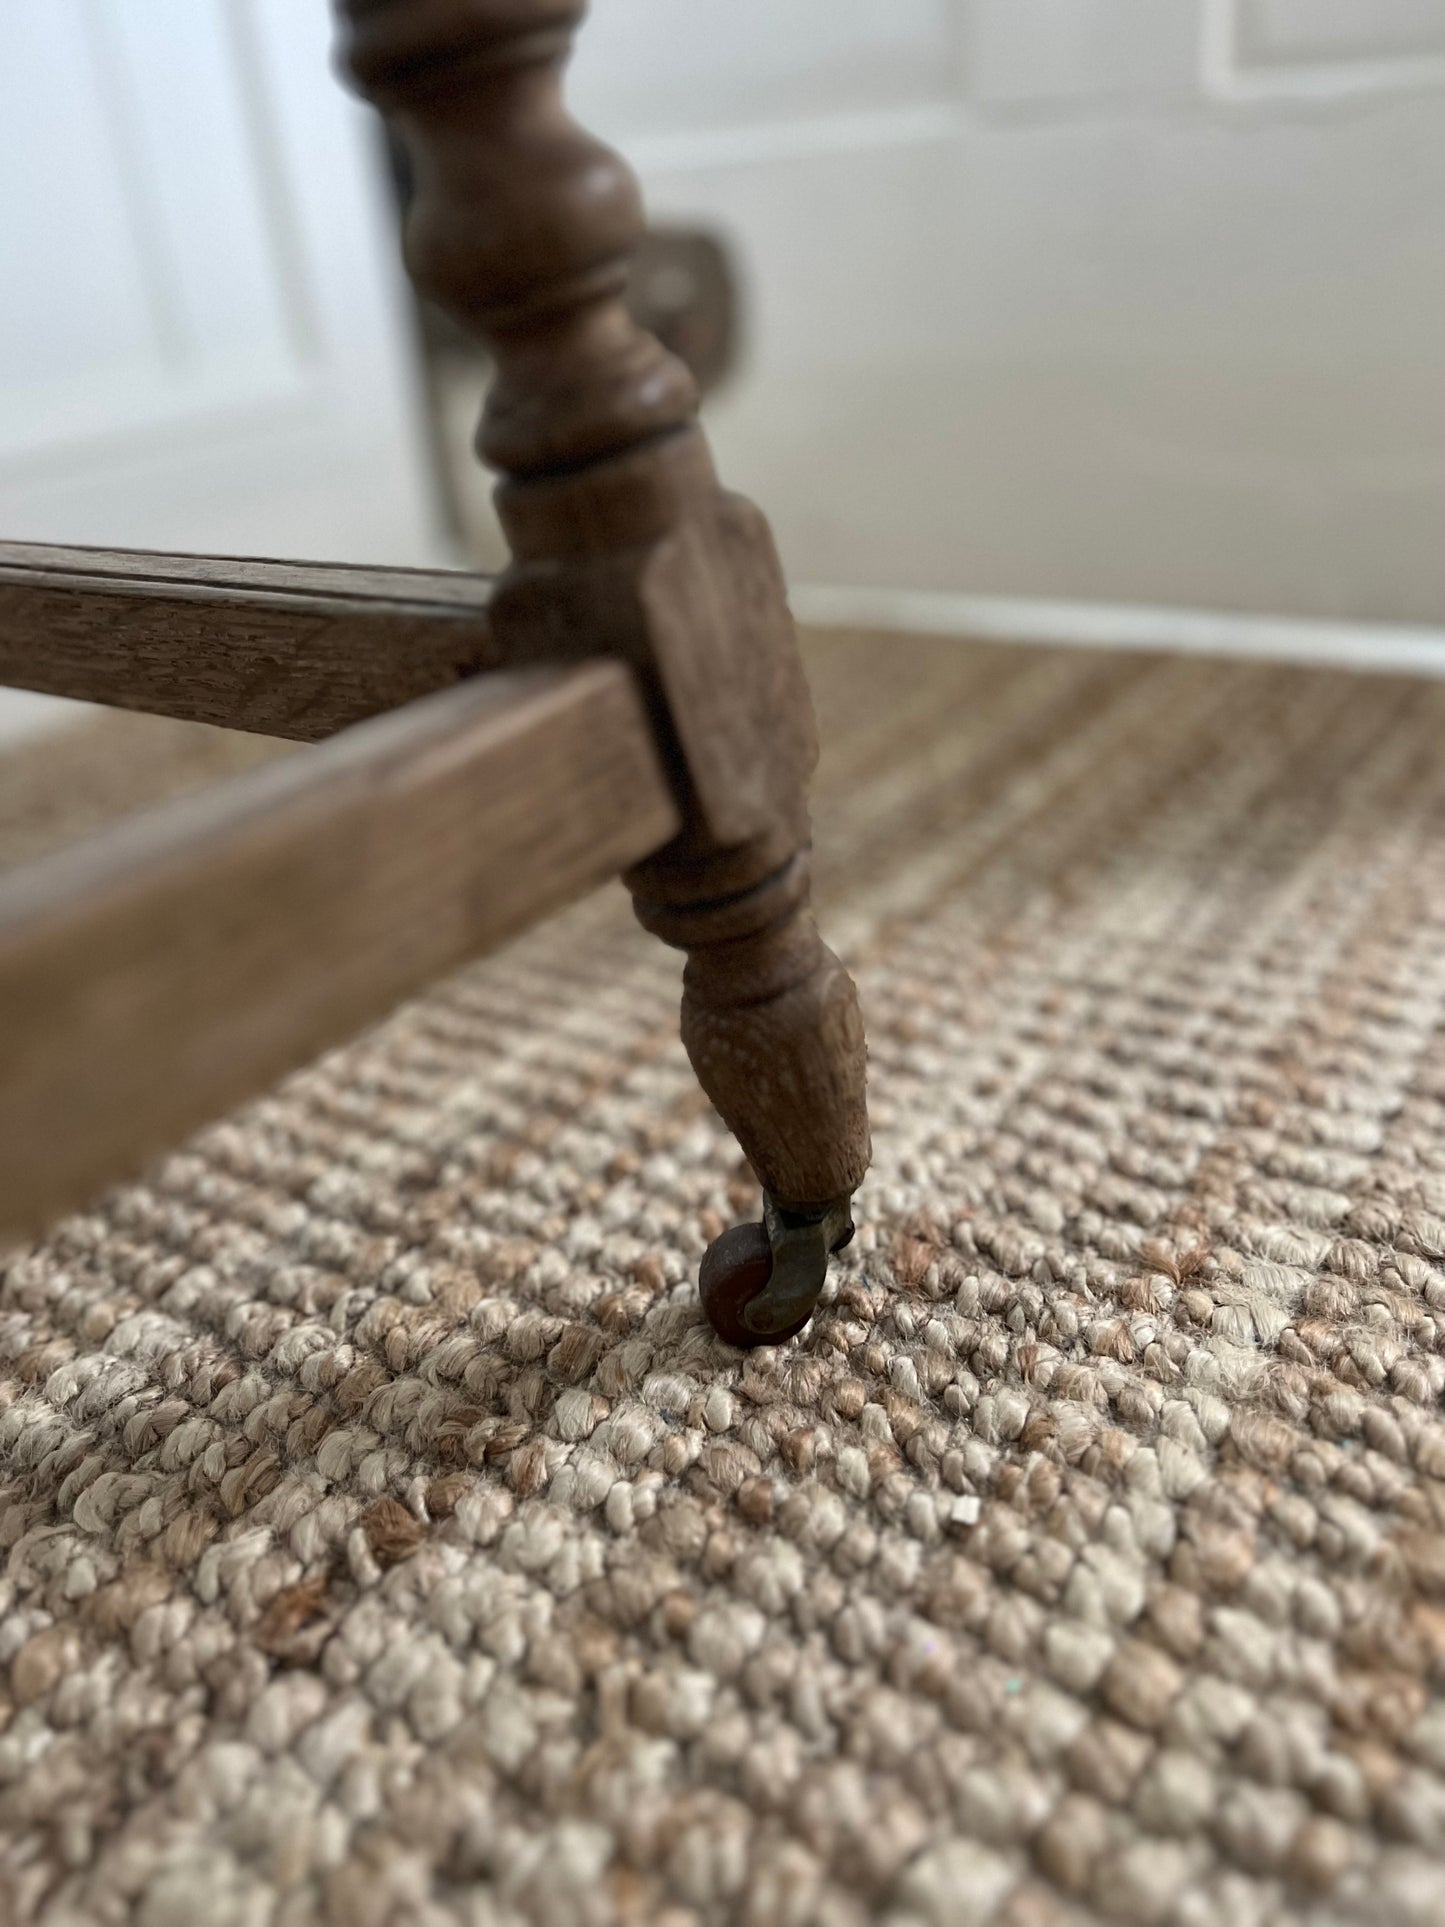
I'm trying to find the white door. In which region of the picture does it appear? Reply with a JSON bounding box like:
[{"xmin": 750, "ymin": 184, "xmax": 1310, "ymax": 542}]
[
  {"xmin": 569, "ymin": 0, "xmax": 1445, "ymax": 625},
  {"xmin": 0, "ymin": 0, "xmax": 440, "ymax": 570}
]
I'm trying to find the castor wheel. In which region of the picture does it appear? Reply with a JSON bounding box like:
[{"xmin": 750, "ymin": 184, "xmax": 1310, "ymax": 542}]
[
  {"xmin": 699, "ymin": 1220, "xmax": 792, "ymax": 1346},
  {"xmin": 699, "ymin": 1194, "xmax": 856, "ymax": 1347}
]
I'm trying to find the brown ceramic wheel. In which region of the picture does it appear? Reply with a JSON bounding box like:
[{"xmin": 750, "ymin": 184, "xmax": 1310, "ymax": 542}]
[{"xmin": 699, "ymin": 1220, "xmax": 811, "ymax": 1347}]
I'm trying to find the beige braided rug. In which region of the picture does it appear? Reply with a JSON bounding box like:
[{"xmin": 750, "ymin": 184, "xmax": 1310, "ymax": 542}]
[{"xmin": 5, "ymin": 633, "xmax": 1445, "ymax": 1927}]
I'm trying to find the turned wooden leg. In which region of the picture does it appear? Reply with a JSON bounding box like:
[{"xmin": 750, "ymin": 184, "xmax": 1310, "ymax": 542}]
[{"xmin": 339, "ymin": 0, "xmax": 870, "ymax": 1342}]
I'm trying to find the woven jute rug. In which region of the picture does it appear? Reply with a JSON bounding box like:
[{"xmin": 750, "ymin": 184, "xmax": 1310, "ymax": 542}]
[{"xmin": 5, "ymin": 633, "xmax": 1445, "ymax": 1927}]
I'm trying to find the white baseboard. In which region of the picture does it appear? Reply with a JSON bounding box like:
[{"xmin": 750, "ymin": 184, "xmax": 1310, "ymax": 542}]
[{"xmin": 790, "ymin": 583, "xmax": 1445, "ymax": 678}]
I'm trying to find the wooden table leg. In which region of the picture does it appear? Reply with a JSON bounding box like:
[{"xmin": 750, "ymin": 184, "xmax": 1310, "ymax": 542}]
[{"xmin": 338, "ymin": 0, "xmax": 870, "ymax": 1342}]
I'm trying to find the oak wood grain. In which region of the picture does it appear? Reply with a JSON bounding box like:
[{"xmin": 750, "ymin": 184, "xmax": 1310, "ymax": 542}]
[
  {"xmin": 0, "ymin": 541, "xmax": 497, "ymax": 740},
  {"xmin": 0, "ymin": 659, "xmax": 678, "ymax": 1239}
]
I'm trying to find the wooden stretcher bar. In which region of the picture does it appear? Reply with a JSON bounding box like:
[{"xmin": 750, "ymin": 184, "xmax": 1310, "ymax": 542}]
[
  {"xmin": 0, "ymin": 541, "xmax": 498, "ymax": 740},
  {"xmin": 0, "ymin": 658, "xmax": 679, "ymax": 1240}
]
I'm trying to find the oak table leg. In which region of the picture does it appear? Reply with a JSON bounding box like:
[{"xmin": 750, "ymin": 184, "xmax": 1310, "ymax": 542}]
[{"xmin": 338, "ymin": 0, "xmax": 870, "ymax": 1342}]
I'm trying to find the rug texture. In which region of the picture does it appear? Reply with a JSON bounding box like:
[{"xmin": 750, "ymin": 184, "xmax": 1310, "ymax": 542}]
[{"xmin": 4, "ymin": 634, "xmax": 1445, "ymax": 1927}]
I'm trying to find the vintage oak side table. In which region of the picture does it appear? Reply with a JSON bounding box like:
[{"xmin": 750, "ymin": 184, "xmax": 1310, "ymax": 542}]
[{"xmin": 0, "ymin": 0, "xmax": 870, "ymax": 1347}]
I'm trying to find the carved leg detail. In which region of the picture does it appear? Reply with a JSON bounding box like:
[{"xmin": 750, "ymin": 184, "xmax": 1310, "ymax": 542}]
[{"xmin": 339, "ymin": 0, "xmax": 871, "ymax": 1345}]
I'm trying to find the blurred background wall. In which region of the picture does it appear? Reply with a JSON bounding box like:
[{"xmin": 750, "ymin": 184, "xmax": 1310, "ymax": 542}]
[
  {"xmin": 2, "ymin": 0, "xmax": 1443, "ymax": 752},
  {"xmin": 569, "ymin": 0, "xmax": 1445, "ymax": 626},
  {"xmin": 0, "ymin": 0, "xmax": 440, "ymax": 568}
]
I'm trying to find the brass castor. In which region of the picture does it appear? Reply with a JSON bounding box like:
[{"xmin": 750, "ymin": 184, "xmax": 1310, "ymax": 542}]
[{"xmin": 699, "ymin": 1195, "xmax": 855, "ymax": 1348}]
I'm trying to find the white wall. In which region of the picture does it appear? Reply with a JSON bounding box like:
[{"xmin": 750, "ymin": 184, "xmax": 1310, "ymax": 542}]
[
  {"xmin": 0, "ymin": 0, "xmax": 440, "ymax": 568},
  {"xmin": 570, "ymin": 0, "xmax": 1445, "ymax": 624}
]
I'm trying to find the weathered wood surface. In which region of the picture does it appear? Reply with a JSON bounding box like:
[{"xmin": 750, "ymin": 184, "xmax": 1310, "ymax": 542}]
[
  {"xmin": 0, "ymin": 660, "xmax": 678, "ymax": 1240},
  {"xmin": 0, "ymin": 542, "xmax": 497, "ymax": 740}
]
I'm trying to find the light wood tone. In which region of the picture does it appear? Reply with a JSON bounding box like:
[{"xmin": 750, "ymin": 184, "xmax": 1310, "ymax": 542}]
[
  {"xmin": 340, "ymin": 0, "xmax": 870, "ymax": 1223},
  {"xmin": 0, "ymin": 660, "xmax": 678, "ymax": 1240},
  {"xmin": 0, "ymin": 542, "xmax": 496, "ymax": 740}
]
